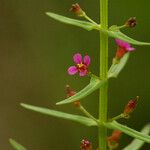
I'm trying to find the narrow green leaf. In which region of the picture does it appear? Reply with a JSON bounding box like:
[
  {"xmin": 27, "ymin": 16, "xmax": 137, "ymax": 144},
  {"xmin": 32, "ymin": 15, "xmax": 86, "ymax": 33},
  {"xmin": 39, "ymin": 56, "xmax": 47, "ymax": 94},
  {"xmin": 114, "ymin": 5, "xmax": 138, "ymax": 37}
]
[
  {"xmin": 46, "ymin": 12, "xmax": 96, "ymax": 31},
  {"xmin": 108, "ymin": 53, "xmax": 130, "ymax": 78},
  {"xmin": 56, "ymin": 77, "xmax": 105, "ymax": 105},
  {"xmin": 123, "ymin": 124, "xmax": 150, "ymax": 150},
  {"xmin": 21, "ymin": 103, "xmax": 97, "ymax": 127},
  {"xmin": 46, "ymin": 12, "xmax": 150, "ymax": 45},
  {"xmin": 107, "ymin": 30, "xmax": 150, "ymax": 46},
  {"xmin": 9, "ymin": 139, "xmax": 27, "ymax": 150},
  {"xmin": 105, "ymin": 121, "xmax": 150, "ymax": 143}
]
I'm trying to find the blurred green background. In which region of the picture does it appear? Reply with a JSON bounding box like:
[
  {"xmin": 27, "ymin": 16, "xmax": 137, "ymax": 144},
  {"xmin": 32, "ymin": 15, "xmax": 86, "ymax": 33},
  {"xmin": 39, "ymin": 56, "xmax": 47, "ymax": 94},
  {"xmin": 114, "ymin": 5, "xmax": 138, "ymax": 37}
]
[{"xmin": 0, "ymin": 0, "xmax": 149, "ymax": 149}]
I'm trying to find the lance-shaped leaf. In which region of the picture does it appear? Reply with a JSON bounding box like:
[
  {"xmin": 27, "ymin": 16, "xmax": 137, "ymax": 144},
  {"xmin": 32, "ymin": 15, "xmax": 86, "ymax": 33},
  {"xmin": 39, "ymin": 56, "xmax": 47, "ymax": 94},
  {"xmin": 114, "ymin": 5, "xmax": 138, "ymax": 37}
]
[
  {"xmin": 123, "ymin": 124, "xmax": 150, "ymax": 150},
  {"xmin": 9, "ymin": 139, "xmax": 27, "ymax": 150},
  {"xmin": 105, "ymin": 121, "xmax": 150, "ymax": 143},
  {"xmin": 107, "ymin": 30, "xmax": 150, "ymax": 46},
  {"xmin": 46, "ymin": 12, "xmax": 96, "ymax": 31},
  {"xmin": 108, "ymin": 53, "xmax": 130, "ymax": 78},
  {"xmin": 56, "ymin": 76, "xmax": 105, "ymax": 105},
  {"xmin": 21, "ymin": 103, "xmax": 97, "ymax": 127}
]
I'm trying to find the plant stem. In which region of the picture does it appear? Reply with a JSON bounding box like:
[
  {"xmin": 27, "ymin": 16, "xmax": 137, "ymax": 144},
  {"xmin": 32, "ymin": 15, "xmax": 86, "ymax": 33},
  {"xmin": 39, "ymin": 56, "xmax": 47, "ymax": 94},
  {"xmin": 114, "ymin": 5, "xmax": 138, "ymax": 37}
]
[
  {"xmin": 84, "ymin": 14, "xmax": 98, "ymax": 25},
  {"xmin": 99, "ymin": 0, "xmax": 108, "ymax": 149},
  {"xmin": 109, "ymin": 113, "xmax": 124, "ymax": 122},
  {"xmin": 79, "ymin": 105, "xmax": 100, "ymax": 125}
]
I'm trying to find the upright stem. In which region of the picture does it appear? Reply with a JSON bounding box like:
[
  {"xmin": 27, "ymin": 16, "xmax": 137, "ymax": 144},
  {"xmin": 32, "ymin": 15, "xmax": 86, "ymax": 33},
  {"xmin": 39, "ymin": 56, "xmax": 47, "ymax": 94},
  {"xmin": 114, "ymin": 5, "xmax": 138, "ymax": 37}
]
[{"xmin": 99, "ymin": 0, "xmax": 108, "ymax": 149}]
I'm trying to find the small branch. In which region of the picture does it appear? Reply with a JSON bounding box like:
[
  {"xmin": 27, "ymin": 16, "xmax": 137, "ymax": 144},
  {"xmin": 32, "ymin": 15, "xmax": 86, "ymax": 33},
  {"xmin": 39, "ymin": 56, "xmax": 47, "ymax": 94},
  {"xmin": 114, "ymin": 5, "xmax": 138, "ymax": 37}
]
[
  {"xmin": 79, "ymin": 105, "xmax": 100, "ymax": 125},
  {"xmin": 108, "ymin": 114, "xmax": 124, "ymax": 122},
  {"xmin": 84, "ymin": 14, "xmax": 98, "ymax": 25}
]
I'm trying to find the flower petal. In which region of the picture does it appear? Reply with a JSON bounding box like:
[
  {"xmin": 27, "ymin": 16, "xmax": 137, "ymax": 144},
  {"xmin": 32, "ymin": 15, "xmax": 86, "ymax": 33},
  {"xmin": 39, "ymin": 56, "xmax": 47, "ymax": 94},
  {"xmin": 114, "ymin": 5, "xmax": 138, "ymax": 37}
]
[
  {"xmin": 83, "ymin": 55, "xmax": 90, "ymax": 66},
  {"xmin": 115, "ymin": 39, "xmax": 131, "ymax": 49},
  {"xmin": 73, "ymin": 53, "xmax": 82, "ymax": 64},
  {"xmin": 79, "ymin": 70, "xmax": 87, "ymax": 77},
  {"xmin": 126, "ymin": 47, "xmax": 136, "ymax": 51},
  {"xmin": 68, "ymin": 66, "xmax": 78, "ymax": 75}
]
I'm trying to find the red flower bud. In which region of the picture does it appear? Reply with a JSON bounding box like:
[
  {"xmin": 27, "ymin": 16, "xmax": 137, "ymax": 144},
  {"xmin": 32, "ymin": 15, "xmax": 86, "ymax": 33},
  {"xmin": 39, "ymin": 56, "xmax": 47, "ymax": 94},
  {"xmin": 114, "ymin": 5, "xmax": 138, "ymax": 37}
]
[
  {"xmin": 70, "ymin": 3, "xmax": 85, "ymax": 16},
  {"xmin": 107, "ymin": 130, "xmax": 122, "ymax": 149},
  {"xmin": 108, "ymin": 130, "xmax": 122, "ymax": 143},
  {"xmin": 115, "ymin": 47, "xmax": 127, "ymax": 59},
  {"xmin": 113, "ymin": 39, "xmax": 135, "ymax": 63},
  {"xmin": 124, "ymin": 96, "xmax": 139, "ymax": 115},
  {"xmin": 66, "ymin": 85, "xmax": 80, "ymax": 107},
  {"xmin": 66, "ymin": 84, "xmax": 76, "ymax": 97},
  {"xmin": 125, "ymin": 17, "xmax": 137, "ymax": 28},
  {"xmin": 80, "ymin": 139, "xmax": 92, "ymax": 150}
]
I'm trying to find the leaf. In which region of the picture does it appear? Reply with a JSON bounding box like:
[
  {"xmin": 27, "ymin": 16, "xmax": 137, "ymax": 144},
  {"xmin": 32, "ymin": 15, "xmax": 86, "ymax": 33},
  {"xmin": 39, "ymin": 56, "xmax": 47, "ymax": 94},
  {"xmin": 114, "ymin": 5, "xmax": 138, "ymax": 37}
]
[
  {"xmin": 107, "ymin": 30, "xmax": 150, "ymax": 46},
  {"xmin": 56, "ymin": 76, "xmax": 105, "ymax": 105},
  {"xmin": 21, "ymin": 103, "xmax": 97, "ymax": 127},
  {"xmin": 108, "ymin": 53, "xmax": 130, "ymax": 78},
  {"xmin": 105, "ymin": 121, "xmax": 150, "ymax": 143},
  {"xmin": 123, "ymin": 124, "xmax": 150, "ymax": 150},
  {"xmin": 9, "ymin": 139, "xmax": 27, "ymax": 150},
  {"xmin": 46, "ymin": 12, "xmax": 150, "ymax": 45},
  {"xmin": 46, "ymin": 12, "xmax": 96, "ymax": 31}
]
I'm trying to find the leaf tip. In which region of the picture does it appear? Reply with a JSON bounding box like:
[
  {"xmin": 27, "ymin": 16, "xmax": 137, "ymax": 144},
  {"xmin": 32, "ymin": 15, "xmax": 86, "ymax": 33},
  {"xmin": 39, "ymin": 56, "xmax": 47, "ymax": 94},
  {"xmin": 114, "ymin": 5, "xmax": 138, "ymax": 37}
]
[
  {"xmin": 56, "ymin": 101, "xmax": 64, "ymax": 105},
  {"xmin": 9, "ymin": 138, "xmax": 13, "ymax": 143},
  {"xmin": 9, "ymin": 138, "xmax": 17, "ymax": 146},
  {"xmin": 20, "ymin": 103, "xmax": 28, "ymax": 109},
  {"xmin": 20, "ymin": 103, "xmax": 25, "ymax": 107},
  {"xmin": 45, "ymin": 12, "xmax": 50, "ymax": 16}
]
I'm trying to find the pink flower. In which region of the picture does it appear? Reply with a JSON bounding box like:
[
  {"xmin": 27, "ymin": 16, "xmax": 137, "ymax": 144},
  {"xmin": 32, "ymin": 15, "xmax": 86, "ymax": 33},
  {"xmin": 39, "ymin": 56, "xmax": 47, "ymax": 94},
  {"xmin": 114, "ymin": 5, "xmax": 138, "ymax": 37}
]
[
  {"xmin": 115, "ymin": 39, "xmax": 135, "ymax": 59},
  {"xmin": 116, "ymin": 39, "xmax": 135, "ymax": 51},
  {"xmin": 68, "ymin": 53, "xmax": 90, "ymax": 77}
]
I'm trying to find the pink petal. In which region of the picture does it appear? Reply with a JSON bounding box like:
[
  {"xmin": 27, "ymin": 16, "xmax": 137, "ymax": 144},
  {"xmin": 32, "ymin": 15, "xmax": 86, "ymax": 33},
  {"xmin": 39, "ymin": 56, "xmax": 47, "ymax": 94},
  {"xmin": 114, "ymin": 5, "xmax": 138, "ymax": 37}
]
[
  {"xmin": 83, "ymin": 55, "xmax": 90, "ymax": 66},
  {"xmin": 115, "ymin": 39, "xmax": 131, "ymax": 49},
  {"xmin": 73, "ymin": 53, "xmax": 82, "ymax": 64},
  {"xmin": 79, "ymin": 70, "xmax": 87, "ymax": 77},
  {"xmin": 68, "ymin": 66, "xmax": 78, "ymax": 75},
  {"xmin": 126, "ymin": 47, "xmax": 136, "ymax": 52}
]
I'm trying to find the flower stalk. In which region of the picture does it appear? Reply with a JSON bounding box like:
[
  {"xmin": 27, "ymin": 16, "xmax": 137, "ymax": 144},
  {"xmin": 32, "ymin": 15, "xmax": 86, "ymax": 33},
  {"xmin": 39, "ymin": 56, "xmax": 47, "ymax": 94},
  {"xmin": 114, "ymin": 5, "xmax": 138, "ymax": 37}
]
[{"xmin": 99, "ymin": 0, "xmax": 108, "ymax": 149}]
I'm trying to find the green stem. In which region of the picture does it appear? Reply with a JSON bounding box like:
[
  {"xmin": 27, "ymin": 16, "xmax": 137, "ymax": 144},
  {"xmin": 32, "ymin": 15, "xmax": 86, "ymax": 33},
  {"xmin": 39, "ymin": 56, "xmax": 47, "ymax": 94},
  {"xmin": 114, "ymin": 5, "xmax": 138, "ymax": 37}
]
[
  {"xmin": 84, "ymin": 14, "xmax": 98, "ymax": 25},
  {"xmin": 79, "ymin": 105, "xmax": 100, "ymax": 125},
  {"xmin": 109, "ymin": 113, "xmax": 124, "ymax": 122},
  {"xmin": 99, "ymin": 0, "xmax": 108, "ymax": 149}
]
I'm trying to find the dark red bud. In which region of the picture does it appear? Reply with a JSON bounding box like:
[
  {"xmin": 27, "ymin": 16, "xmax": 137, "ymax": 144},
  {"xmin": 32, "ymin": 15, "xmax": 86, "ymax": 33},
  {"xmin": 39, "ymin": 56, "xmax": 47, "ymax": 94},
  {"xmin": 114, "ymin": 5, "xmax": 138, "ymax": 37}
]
[
  {"xmin": 107, "ymin": 130, "xmax": 122, "ymax": 149},
  {"xmin": 113, "ymin": 47, "xmax": 127, "ymax": 64},
  {"xmin": 108, "ymin": 130, "xmax": 122, "ymax": 143},
  {"xmin": 74, "ymin": 100, "xmax": 81, "ymax": 107},
  {"xmin": 66, "ymin": 85, "xmax": 76, "ymax": 97},
  {"xmin": 66, "ymin": 85, "xmax": 81, "ymax": 107},
  {"xmin": 125, "ymin": 17, "xmax": 137, "ymax": 28},
  {"xmin": 124, "ymin": 96, "xmax": 139, "ymax": 115},
  {"xmin": 115, "ymin": 47, "xmax": 127, "ymax": 59},
  {"xmin": 70, "ymin": 3, "xmax": 85, "ymax": 16},
  {"xmin": 80, "ymin": 139, "xmax": 92, "ymax": 150}
]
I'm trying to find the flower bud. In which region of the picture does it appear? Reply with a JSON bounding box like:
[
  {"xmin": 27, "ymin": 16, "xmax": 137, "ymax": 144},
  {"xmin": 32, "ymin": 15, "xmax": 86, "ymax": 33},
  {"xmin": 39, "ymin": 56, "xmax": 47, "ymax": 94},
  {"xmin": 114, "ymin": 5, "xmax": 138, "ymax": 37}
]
[
  {"xmin": 107, "ymin": 130, "xmax": 122, "ymax": 149},
  {"xmin": 70, "ymin": 3, "xmax": 85, "ymax": 17},
  {"xmin": 80, "ymin": 139, "xmax": 92, "ymax": 150},
  {"xmin": 66, "ymin": 84, "xmax": 76, "ymax": 97},
  {"xmin": 125, "ymin": 17, "xmax": 137, "ymax": 28},
  {"xmin": 113, "ymin": 39, "xmax": 135, "ymax": 64},
  {"xmin": 124, "ymin": 96, "xmax": 139, "ymax": 115},
  {"xmin": 66, "ymin": 85, "xmax": 80, "ymax": 107},
  {"xmin": 115, "ymin": 47, "xmax": 127, "ymax": 59}
]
